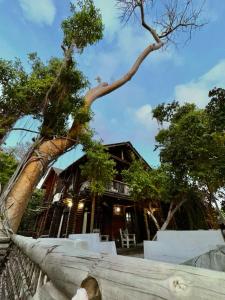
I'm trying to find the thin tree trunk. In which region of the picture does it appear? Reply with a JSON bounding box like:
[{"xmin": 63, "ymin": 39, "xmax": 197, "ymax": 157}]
[
  {"xmin": 148, "ymin": 204, "xmax": 160, "ymax": 231},
  {"xmin": 90, "ymin": 193, "xmax": 96, "ymax": 233},
  {"xmin": 152, "ymin": 199, "xmax": 187, "ymax": 240}
]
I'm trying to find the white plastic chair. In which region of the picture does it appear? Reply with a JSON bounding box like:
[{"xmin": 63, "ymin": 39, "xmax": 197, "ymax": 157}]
[{"xmin": 119, "ymin": 228, "xmax": 136, "ymax": 248}]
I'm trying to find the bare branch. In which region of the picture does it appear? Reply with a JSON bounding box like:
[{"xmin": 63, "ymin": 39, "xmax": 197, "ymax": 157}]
[
  {"xmin": 117, "ymin": 0, "xmax": 205, "ymax": 45},
  {"xmin": 139, "ymin": 0, "xmax": 161, "ymax": 43},
  {"xmin": 116, "ymin": 0, "xmax": 161, "ymax": 42},
  {"xmin": 11, "ymin": 128, "xmax": 40, "ymax": 135},
  {"xmin": 70, "ymin": 0, "xmax": 205, "ymax": 134},
  {"xmin": 84, "ymin": 42, "xmax": 163, "ymax": 107},
  {"xmin": 157, "ymin": 0, "xmax": 206, "ymax": 43}
]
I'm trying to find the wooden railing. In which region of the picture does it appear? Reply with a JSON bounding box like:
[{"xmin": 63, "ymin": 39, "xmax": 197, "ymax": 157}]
[
  {"xmin": 106, "ymin": 180, "xmax": 130, "ymax": 195},
  {"xmin": 0, "ymin": 242, "xmax": 49, "ymax": 299},
  {"xmin": 81, "ymin": 180, "xmax": 130, "ymax": 196},
  {"xmin": 1, "ymin": 235, "xmax": 225, "ymax": 299}
]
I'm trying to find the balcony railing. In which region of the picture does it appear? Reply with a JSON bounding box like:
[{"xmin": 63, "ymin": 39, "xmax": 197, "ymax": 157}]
[
  {"xmin": 106, "ymin": 180, "xmax": 130, "ymax": 196},
  {"xmin": 80, "ymin": 180, "xmax": 130, "ymax": 196}
]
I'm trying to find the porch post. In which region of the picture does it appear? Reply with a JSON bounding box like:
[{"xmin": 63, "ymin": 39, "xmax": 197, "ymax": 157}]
[
  {"xmin": 82, "ymin": 211, "xmax": 88, "ymax": 233},
  {"xmin": 144, "ymin": 208, "xmax": 150, "ymax": 240},
  {"xmin": 57, "ymin": 211, "xmax": 64, "ymax": 238},
  {"xmin": 90, "ymin": 193, "xmax": 96, "ymax": 233},
  {"xmin": 48, "ymin": 206, "xmax": 56, "ymax": 237}
]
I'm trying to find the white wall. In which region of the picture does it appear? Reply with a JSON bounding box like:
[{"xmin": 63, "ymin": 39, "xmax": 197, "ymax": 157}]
[
  {"xmin": 144, "ymin": 230, "xmax": 225, "ymax": 264},
  {"xmin": 69, "ymin": 233, "xmax": 117, "ymax": 256}
]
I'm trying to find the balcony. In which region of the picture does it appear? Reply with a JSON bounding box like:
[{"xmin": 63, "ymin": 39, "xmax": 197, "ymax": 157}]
[
  {"xmin": 106, "ymin": 180, "xmax": 130, "ymax": 196},
  {"xmin": 80, "ymin": 180, "xmax": 130, "ymax": 196}
]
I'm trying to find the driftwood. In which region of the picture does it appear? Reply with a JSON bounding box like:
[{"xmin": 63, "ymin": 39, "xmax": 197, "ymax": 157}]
[{"xmin": 9, "ymin": 235, "xmax": 225, "ymax": 300}]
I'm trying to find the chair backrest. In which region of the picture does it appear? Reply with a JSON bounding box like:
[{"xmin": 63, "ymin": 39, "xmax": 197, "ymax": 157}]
[{"xmin": 120, "ymin": 228, "xmax": 128, "ymax": 239}]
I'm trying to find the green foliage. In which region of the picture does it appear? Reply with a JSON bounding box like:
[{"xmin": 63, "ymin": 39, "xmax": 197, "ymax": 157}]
[
  {"xmin": 1, "ymin": 0, "xmax": 104, "ymax": 141},
  {"xmin": 62, "ymin": 0, "xmax": 104, "ymax": 51},
  {"xmin": 122, "ymin": 160, "xmax": 193, "ymax": 204},
  {"xmin": 152, "ymin": 101, "xmax": 179, "ymax": 125},
  {"xmin": 40, "ymin": 57, "xmax": 88, "ymax": 137},
  {"xmin": 19, "ymin": 189, "xmax": 44, "ymax": 233},
  {"xmin": 80, "ymin": 140, "xmax": 117, "ymax": 195},
  {"xmin": 0, "ymin": 54, "xmax": 87, "ymax": 138},
  {"xmin": 154, "ymin": 101, "xmax": 225, "ymax": 193},
  {"xmin": 122, "ymin": 160, "xmax": 157, "ymax": 201},
  {"xmin": 0, "ymin": 151, "xmax": 18, "ymax": 188},
  {"xmin": 206, "ymin": 88, "xmax": 225, "ymax": 132}
]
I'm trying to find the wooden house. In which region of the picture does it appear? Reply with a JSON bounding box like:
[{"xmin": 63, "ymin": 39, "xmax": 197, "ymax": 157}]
[{"xmin": 34, "ymin": 142, "xmax": 152, "ymax": 243}]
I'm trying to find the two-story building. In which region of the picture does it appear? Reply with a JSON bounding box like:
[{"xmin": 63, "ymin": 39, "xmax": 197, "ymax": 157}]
[{"xmin": 34, "ymin": 142, "xmax": 153, "ymax": 243}]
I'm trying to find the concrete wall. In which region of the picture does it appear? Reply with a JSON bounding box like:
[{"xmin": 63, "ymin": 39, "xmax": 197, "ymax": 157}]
[
  {"xmin": 69, "ymin": 233, "xmax": 117, "ymax": 255},
  {"xmin": 144, "ymin": 230, "xmax": 225, "ymax": 264}
]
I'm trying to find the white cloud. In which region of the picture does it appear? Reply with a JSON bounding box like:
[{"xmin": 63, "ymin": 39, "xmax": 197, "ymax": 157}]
[
  {"xmin": 94, "ymin": 0, "xmax": 120, "ymax": 39},
  {"xmin": 134, "ymin": 104, "xmax": 158, "ymax": 132},
  {"xmin": 175, "ymin": 60, "xmax": 225, "ymax": 107},
  {"xmin": 19, "ymin": 0, "xmax": 56, "ymax": 26}
]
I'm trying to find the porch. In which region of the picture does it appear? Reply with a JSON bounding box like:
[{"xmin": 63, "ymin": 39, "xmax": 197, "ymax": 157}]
[{"xmin": 35, "ymin": 180, "xmax": 147, "ymax": 247}]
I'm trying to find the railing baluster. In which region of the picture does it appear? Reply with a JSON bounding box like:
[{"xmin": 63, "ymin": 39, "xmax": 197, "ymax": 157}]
[{"xmin": 0, "ymin": 242, "xmax": 49, "ymax": 299}]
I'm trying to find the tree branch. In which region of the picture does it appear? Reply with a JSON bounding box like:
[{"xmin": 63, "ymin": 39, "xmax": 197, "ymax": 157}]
[
  {"xmin": 149, "ymin": 203, "xmax": 160, "ymax": 230},
  {"xmin": 170, "ymin": 198, "xmax": 187, "ymax": 217},
  {"xmin": 84, "ymin": 42, "xmax": 163, "ymax": 107},
  {"xmin": 139, "ymin": 0, "xmax": 161, "ymax": 43},
  {"xmin": 11, "ymin": 128, "xmax": 40, "ymax": 135}
]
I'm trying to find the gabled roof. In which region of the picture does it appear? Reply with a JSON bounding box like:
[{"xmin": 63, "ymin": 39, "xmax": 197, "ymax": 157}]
[
  {"xmin": 60, "ymin": 141, "xmax": 151, "ymax": 177},
  {"xmin": 105, "ymin": 141, "xmax": 150, "ymax": 167}
]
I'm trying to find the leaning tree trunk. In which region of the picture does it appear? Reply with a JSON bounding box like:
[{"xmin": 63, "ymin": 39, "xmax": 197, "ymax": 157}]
[{"xmin": 3, "ymin": 134, "xmax": 78, "ymax": 232}]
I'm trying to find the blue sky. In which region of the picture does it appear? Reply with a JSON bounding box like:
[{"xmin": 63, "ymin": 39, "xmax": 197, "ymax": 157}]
[{"xmin": 2, "ymin": 0, "xmax": 225, "ymax": 169}]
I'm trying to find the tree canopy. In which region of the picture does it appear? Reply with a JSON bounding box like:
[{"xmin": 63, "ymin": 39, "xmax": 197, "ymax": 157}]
[
  {"xmin": 122, "ymin": 159, "xmax": 204, "ymax": 231},
  {"xmin": 153, "ymin": 96, "xmax": 225, "ymax": 194}
]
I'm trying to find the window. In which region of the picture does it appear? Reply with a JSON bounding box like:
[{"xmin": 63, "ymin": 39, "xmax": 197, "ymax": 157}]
[{"xmin": 126, "ymin": 212, "xmax": 132, "ymax": 222}]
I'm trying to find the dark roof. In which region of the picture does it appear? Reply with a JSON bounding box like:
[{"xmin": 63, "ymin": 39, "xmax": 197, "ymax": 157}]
[
  {"xmin": 60, "ymin": 141, "xmax": 151, "ymax": 177},
  {"xmin": 105, "ymin": 141, "xmax": 150, "ymax": 167}
]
